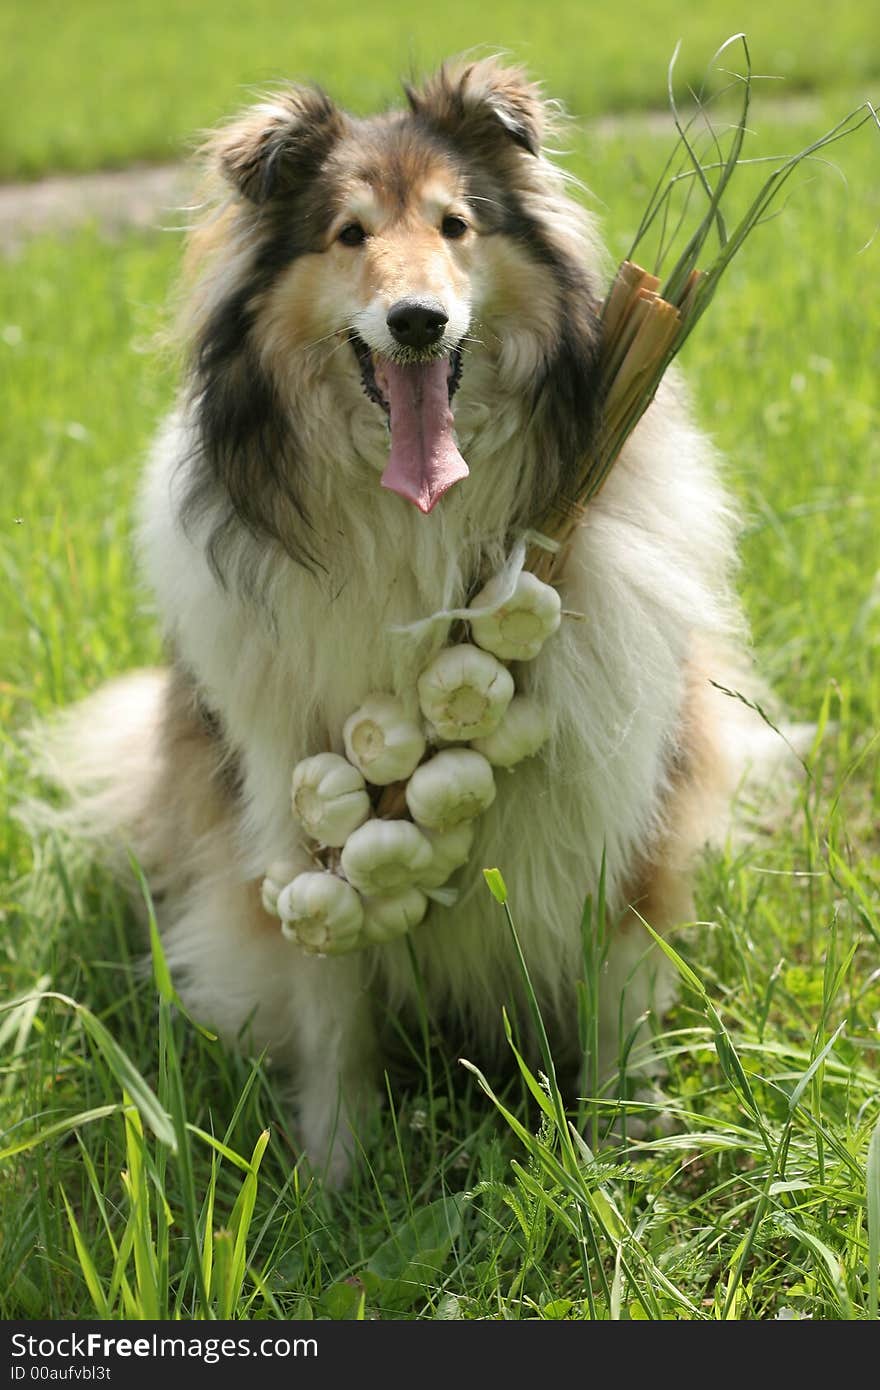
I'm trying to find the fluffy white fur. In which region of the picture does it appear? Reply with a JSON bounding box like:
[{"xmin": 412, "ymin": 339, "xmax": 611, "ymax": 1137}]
[{"xmin": 132, "ymin": 370, "xmax": 739, "ymax": 1181}]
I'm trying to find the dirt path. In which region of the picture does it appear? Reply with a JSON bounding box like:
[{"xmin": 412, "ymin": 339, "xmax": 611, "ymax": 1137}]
[
  {"xmin": 0, "ymin": 164, "xmax": 188, "ymax": 253},
  {"xmin": 0, "ymin": 98, "xmax": 823, "ymax": 255}
]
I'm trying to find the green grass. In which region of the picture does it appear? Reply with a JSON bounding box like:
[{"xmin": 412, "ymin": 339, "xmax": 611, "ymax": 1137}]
[
  {"xmin": 2, "ymin": 17, "xmax": 879, "ymax": 1321},
  {"xmin": 1, "ymin": 0, "xmax": 879, "ymax": 178}
]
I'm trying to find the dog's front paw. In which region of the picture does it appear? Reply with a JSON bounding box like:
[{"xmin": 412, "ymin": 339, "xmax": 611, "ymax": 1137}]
[
  {"xmin": 297, "ymin": 1084, "xmax": 383, "ymax": 1189},
  {"xmin": 607, "ymin": 1082, "xmax": 677, "ymax": 1145},
  {"xmin": 300, "ymin": 1123, "xmax": 357, "ymax": 1190}
]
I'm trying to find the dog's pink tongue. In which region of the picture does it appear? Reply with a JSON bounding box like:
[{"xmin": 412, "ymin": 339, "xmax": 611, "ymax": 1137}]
[{"xmin": 378, "ymin": 359, "xmax": 468, "ymax": 513}]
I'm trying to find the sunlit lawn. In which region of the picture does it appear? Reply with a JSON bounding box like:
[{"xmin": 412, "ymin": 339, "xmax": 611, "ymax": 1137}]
[{"xmin": 2, "ymin": 2, "xmax": 878, "ymax": 1320}]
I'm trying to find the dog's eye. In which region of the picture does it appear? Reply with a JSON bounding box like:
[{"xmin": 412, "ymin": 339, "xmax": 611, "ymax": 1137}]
[
  {"xmin": 338, "ymin": 223, "xmax": 367, "ymax": 247},
  {"xmin": 441, "ymin": 215, "xmax": 469, "ymax": 240}
]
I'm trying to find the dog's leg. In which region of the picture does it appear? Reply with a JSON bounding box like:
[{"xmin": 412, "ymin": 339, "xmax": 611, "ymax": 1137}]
[
  {"xmin": 150, "ymin": 677, "xmax": 381, "ymax": 1187},
  {"xmin": 285, "ymin": 952, "xmax": 380, "ymax": 1188},
  {"xmin": 598, "ymin": 866, "xmax": 688, "ymax": 1125},
  {"xmin": 161, "ymin": 868, "xmax": 380, "ymax": 1186},
  {"xmin": 598, "ymin": 651, "xmax": 742, "ymax": 1124},
  {"xmin": 42, "ymin": 662, "xmax": 381, "ymax": 1186}
]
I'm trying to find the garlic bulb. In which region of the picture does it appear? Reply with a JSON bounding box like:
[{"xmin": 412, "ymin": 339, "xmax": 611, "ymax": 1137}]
[
  {"xmin": 470, "ymin": 695, "xmax": 552, "ymax": 768},
  {"xmin": 406, "ymin": 748, "xmax": 496, "ymax": 832},
  {"xmin": 417, "ymin": 644, "xmax": 514, "ymax": 741},
  {"xmin": 468, "ymin": 571, "xmax": 562, "ymax": 661},
  {"xmin": 340, "ymin": 818, "xmax": 433, "ymax": 895},
  {"xmin": 418, "ymin": 821, "xmax": 476, "ymax": 888},
  {"xmin": 362, "ymin": 886, "xmax": 428, "ymax": 945},
  {"xmin": 342, "ymin": 694, "xmax": 426, "ymax": 786},
  {"xmin": 277, "ymin": 872, "xmax": 364, "ymax": 955},
  {"xmin": 290, "ymin": 752, "xmax": 371, "ymax": 847},
  {"xmin": 260, "ymin": 859, "xmax": 302, "ymax": 917}
]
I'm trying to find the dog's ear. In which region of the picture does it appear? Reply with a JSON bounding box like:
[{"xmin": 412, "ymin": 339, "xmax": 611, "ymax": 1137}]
[
  {"xmin": 405, "ymin": 57, "xmax": 546, "ymax": 158},
  {"xmin": 210, "ymin": 87, "xmax": 347, "ymax": 204}
]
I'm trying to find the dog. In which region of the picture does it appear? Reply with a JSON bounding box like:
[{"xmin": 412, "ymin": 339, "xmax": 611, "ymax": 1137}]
[{"xmin": 37, "ymin": 57, "xmax": 772, "ymax": 1185}]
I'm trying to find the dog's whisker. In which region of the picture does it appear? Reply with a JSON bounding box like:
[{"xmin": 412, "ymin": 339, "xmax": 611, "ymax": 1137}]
[
  {"xmin": 318, "ymin": 335, "xmax": 353, "ymax": 362},
  {"xmin": 301, "ymin": 326, "xmax": 353, "ymax": 352},
  {"xmin": 466, "ymin": 194, "xmax": 509, "ymax": 214}
]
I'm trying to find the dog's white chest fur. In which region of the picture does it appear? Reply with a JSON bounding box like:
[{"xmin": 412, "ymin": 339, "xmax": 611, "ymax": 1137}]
[{"xmin": 138, "ymin": 388, "xmax": 734, "ymax": 1041}]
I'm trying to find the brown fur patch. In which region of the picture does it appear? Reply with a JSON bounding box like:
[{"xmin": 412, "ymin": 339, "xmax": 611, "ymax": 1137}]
[
  {"xmin": 147, "ymin": 667, "xmax": 295, "ymax": 937},
  {"xmin": 257, "ymin": 252, "xmax": 337, "ymax": 359},
  {"xmin": 145, "ymin": 665, "xmax": 243, "ymax": 891},
  {"xmin": 211, "ymin": 88, "xmax": 348, "ymax": 204},
  {"xmin": 181, "ymin": 199, "xmax": 238, "ymax": 285},
  {"xmin": 622, "ymin": 645, "xmax": 737, "ymax": 935},
  {"xmin": 407, "ymin": 56, "xmax": 548, "ymax": 161},
  {"xmin": 478, "ymin": 235, "xmax": 561, "ymax": 345}
]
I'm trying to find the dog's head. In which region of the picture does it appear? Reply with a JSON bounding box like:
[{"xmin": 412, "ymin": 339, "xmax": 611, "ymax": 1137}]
[{"xmin": 183, "ymin": 59, "xmax": 603, "ymax": 573}]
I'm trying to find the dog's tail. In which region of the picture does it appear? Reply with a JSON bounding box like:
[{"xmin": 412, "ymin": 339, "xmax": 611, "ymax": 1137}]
[
  {"xmin": 706, "ymin": 666, "xmax": 817, "ymax": 848},
  {"xmin": 21, "ymin": 668, "xmax": 174, "ymax": 884}
]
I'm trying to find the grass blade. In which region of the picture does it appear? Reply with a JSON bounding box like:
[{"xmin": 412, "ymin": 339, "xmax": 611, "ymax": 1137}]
[
  {"xmin": 868, "ymin": 1116, "xmax": 880, "ymax": 1319},
  {"xmin": 60, "ymin": 1187, "xmax": 110, "ymax": 1319}
]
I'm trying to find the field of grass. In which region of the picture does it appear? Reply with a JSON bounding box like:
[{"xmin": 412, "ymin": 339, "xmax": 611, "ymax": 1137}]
[
  {"xmin": 1, "ymin": 0, "xmax": 878, "ymax": 178},
  {"xmin": 2, "ymin": 2, "xmax": 879, "ymax": 1322}
]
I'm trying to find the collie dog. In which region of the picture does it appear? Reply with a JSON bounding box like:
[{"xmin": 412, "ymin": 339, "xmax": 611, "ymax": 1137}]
[{"xmin": 39, "ymin": 57, "xmax": 772, "ymax": 1183}]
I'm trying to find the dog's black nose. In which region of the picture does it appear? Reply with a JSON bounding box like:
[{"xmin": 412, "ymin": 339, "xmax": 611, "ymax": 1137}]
[{"xmin": 386, "ymin": 297, "xmax": 449, "ymax": 350}]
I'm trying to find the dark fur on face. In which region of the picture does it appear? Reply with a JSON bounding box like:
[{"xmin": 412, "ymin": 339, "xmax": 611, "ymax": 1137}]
[
  {"xmin": 181, "ymin": 59, "xmax": 603, "ymax": 586},
  {"xmin": 409, "ymin": 62, "xmax": 603, "ymax": 526}
]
